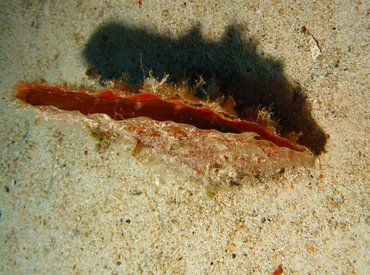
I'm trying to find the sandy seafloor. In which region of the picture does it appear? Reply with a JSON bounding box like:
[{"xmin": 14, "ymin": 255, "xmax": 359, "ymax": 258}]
[{"xmin": 0, "ymin": 1, "xmax": 369, "ymax": 274}]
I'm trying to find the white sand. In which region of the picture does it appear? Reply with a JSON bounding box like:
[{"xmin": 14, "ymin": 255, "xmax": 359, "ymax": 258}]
[{"xmin": 0, "ymin": 1, "xmax": 368, "ymax": 273}]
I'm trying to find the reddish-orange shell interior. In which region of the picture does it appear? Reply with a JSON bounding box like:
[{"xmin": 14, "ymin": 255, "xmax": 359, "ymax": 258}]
[{"xmin": 15, "ymin": 82, "xmax": 306, "ymax": 152}]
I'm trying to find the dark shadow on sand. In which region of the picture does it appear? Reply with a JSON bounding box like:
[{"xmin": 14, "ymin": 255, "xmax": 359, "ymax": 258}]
[{"xmin": 82, "ymin": 22, "xmax": 326, "ymax": 155}]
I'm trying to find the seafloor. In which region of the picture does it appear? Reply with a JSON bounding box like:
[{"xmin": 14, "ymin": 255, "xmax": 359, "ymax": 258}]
[{"xmin": 0, "ymin": 1, "xmax": 369, "ymax": 273}]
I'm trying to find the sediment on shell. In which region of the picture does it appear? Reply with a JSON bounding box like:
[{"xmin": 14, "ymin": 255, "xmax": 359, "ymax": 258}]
[{"xmin": 89, "ymin": 114, "xmax": 314, "ymax": 180}]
